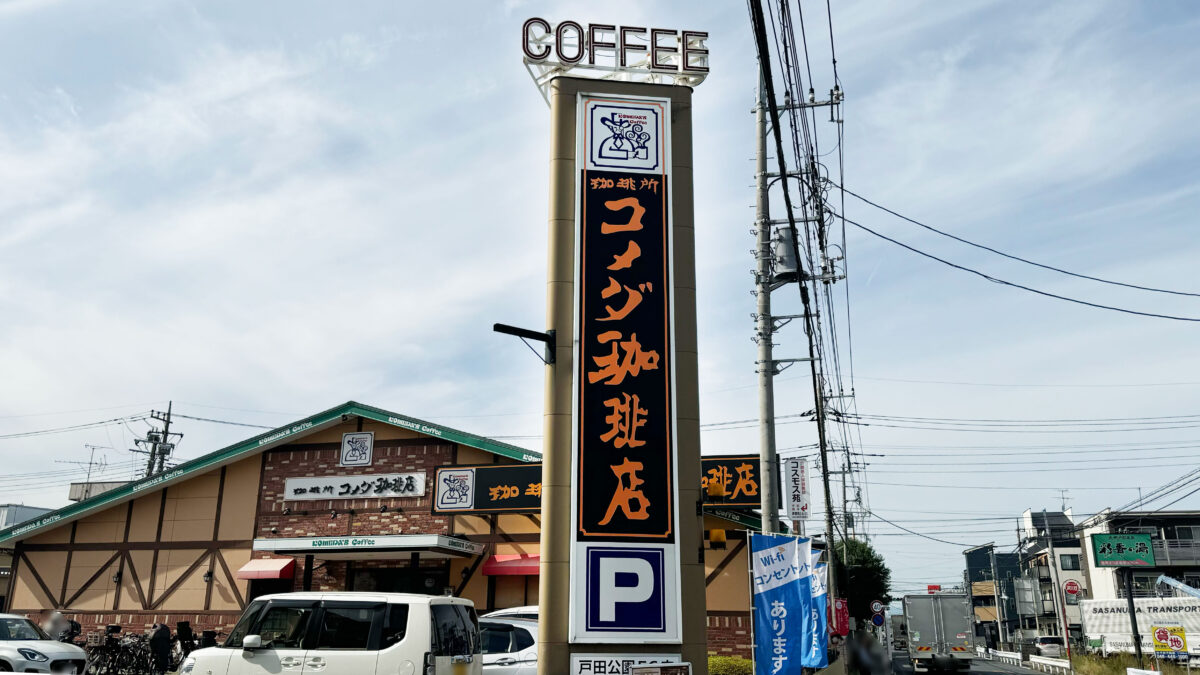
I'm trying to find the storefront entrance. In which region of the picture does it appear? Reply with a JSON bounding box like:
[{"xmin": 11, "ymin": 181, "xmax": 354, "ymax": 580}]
[{"xmin": 349, "ymin": 562, "xmax": 450, "ymax": 595}]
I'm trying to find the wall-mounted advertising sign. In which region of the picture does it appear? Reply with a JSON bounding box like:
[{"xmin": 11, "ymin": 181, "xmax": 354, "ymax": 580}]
[
  {"xmin": 432, "ymin": 464, "xmax": 542, "ymax": 514},
  {"xmin": 784, "ymin": 458, "xmax": 809, "ymax": 521},
  {"xmin": 570, "ymin": 93, "xmax": 679, "ymax": 644},
  {"xmin": 434, "ymin": 456, "xmax": 763, "ymax": 515},
  {"xmin": 1092, "ymin": 533, "xmax": 1156, "ymax": 567},
  {"xmin": 700, "ymin": 455, "xmax": 761, "ymax": 508},
  {"xmin": 283, "ymin": 473, "xmax": 425, "ymax": 501}
]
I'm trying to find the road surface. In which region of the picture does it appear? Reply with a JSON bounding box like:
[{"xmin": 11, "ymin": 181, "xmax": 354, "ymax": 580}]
[{"xmin": 891, "ymin": 651, "xmax": 1038, "ymax": 675}]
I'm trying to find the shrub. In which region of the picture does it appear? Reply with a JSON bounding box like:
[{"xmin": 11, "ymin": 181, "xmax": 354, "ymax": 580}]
[{"xmin": 709, "ymin": 655, "xmax": 753, "ymax": 675}]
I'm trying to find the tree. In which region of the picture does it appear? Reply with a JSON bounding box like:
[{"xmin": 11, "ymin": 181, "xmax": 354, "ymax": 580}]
[{"xmin": 833, "ymin": 538, "xmax": 893, "ymax": 621}]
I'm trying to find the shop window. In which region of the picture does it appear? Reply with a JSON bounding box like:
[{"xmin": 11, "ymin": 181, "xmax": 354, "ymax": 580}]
[
  {"xmin": 1060, "ymin": 554, "xmax": 1080, "ymax": 571},
  {"xmin": 316, "ymin": 605, "xmax": 375, "ymax": 650}
]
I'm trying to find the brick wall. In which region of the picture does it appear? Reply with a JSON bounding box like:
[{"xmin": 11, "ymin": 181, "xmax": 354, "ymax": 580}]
[
  {"xmin": 707, "ymin": 612, "xmax": 753, "ymax": 659},
  {"xmin": 257, "ymin": 440, "xmax": 455, "ymax": 540},
  {"xmin": 51, "ymin": 611, "xmax": 242, "ymax": 638}
]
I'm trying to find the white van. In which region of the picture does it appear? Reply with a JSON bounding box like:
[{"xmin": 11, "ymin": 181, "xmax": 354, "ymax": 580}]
[{"xmin": 180, "ymin": 592, "xmax": 480, "ymax": 675}]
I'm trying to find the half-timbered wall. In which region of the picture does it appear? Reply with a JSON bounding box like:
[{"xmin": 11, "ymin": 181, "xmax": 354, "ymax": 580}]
[{"xmin": 8, "ymin": 456, "xmax": 260, "ymax": 632}]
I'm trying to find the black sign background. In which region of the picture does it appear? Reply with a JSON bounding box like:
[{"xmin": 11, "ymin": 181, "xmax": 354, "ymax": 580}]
[
  {"xmin": 432, "ymin": 464, "xmax": 542, "ymax": 514},
  {"xmin": 434, "ymin": 457, "xmax": 765, "ymax": 515},
  {"xmin": 577, "ymin": 169, "xmax": 673, "ymax": 541}
]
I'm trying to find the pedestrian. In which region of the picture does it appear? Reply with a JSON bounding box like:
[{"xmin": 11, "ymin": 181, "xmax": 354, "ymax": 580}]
[{"xmin": 149, "ymin": 622, "xmax": 172, "ymax": 675}]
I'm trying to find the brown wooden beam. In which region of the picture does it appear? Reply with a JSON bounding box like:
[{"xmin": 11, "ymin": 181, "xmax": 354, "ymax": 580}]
[
  {"xmin": 151, "ymin": 549, "xmax": 211, "ymax": 610},
  {"xmin": 64, "ymin": 551, "xmax": 122, "ymax": 608},
  {"xmin": 705, "ymin": 538, "xmax": 747, "ymax": 587},
  {"xmin": 18, "ymin": 552, "xmax": 59, "ymax": 610},
  {"xmin": 203, "ymin": 551, "xmax": 216, "ymax": 611},
  {"xmin": 59, "ymin": 522, "xmax": 77, "ymax": 607},
  {"xmin": 123, "ymin": 551, "xmax": 148, "ymax": 610},
  {"xmin": 148, "ymin": 489, "xmax": 168, "ymax": 607},
  {"xmin": 214, "ymin": 549, "xmax": 245, "ymax": 610},
  {"xmin": 453, "ymin": 543, "xmax": 492, "ymax": 598}
]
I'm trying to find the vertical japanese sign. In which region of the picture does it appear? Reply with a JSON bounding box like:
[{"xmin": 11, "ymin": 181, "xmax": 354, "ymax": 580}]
[
  {"xmin": 784, "ymin": 458, "xmax": 808, "ymax": 521},
  {"xmin": 806, "ymin": 564, "xmax": 829, "ymax": 669},
  {"xmin": 750, "ymin": 533, "xmax": 812, "ymax": 675},
  {"xmin": 570, "ymin": 94, "xmax": 680, "ymax": 643}
]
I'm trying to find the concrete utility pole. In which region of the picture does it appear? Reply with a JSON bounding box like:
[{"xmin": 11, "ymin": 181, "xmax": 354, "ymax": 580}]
[
  {"xmin": 754, "ymin": 76, "xmax": 781, "ymax": 535},
  {"xmin": 1044, "ymin": 509, "xmax": 1073, "ymax": 662},
  {"xmin": 990, "ymin": 545, "xmax": 1008, "ymax": 647}
]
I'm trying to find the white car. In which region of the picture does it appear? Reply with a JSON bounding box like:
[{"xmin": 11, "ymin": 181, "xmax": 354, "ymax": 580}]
[
  {"xmin": 0, "ymin": 614, "xmax": 88, "ymax": 673},
  {"xmin": 1035, "ymin": 636, "xmax": 1064, "ymax": 658},
  {"xmin": 479, "ymin": 619, "xmax": 537, "ymax": 675},
  {"xmin": 180, "ymin": 592, "xmax": 481, "ymax": 675},
  {"xmin": 480, "ymin": 607, "xmax": 538, "ymax": 621}
]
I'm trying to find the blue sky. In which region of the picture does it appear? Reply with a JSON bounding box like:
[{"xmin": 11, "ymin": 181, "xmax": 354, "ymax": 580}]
[{"xmin": 2, "ymin": 0, "xmax": 1200, "ymax": 591}]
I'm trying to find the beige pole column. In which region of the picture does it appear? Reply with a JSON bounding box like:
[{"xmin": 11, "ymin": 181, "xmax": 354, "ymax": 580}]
[
  {"xmin": 538, "ymin": 76, "xmax": 706, "ymax": 675},
  {"xmin": 538, "ymin": 76, "xmax": 578, "ymax": 675}
]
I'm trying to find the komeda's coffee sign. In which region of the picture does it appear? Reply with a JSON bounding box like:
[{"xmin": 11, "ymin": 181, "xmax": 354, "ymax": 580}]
[{"xmin": 522, "ymin": 19, "xmax": 709, "ymax": 74}]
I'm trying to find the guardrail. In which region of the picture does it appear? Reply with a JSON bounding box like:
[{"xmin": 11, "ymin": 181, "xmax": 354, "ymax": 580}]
[
  {"xmin": 992, "ymin": 650, "xmax": 1022, "ymax": 666},
  {"xmin": 976, "ymin": 647, "xmax": 990, "ymax": 659},
  {"xmin": 1029, "ymin": 655, "xmax": 1071, "ymax": 674}
]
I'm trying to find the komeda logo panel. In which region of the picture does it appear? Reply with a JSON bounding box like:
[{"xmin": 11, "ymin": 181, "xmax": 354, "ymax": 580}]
[{"xmin": 571, "ymin": 94, "xmax": 680, "ymax": 643}]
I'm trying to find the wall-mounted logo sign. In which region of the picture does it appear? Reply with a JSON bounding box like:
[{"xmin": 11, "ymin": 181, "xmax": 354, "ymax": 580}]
[
  {"xmin": 432, "ymin": 465, "xmax": 542, "ymax": 514},
  {"xmin": 283, "ymin": 473, "xmax": 425, "ymax": 501},
  {"xmin": 340, "ymin": 432, "xmax": 374, "ymax": 467},
  {"xmin": 570, "ymin": 93, "xmax": 679, "ymax": 645}
]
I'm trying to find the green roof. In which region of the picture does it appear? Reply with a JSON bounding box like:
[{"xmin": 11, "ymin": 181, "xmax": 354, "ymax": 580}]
[{"xmin": 0, "ymin": 401, "xmax": 539, "ymax": 546}]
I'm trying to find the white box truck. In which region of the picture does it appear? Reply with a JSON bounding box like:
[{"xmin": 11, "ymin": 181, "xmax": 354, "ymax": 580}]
[{"xmin": 903, "ymin": 593, "xmax": 975, "ymax": 672}]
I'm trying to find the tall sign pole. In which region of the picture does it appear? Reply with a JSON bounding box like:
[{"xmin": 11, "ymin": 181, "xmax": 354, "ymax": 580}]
[{"xmin": 526, "ymin": 20, "xmax": 709, "ymax": 675}]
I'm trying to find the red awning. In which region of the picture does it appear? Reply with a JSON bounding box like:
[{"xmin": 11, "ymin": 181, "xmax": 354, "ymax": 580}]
[
  {"xmin": 236, "ymin": 557, "xmax": 296, "ymax": 580},
  {"xmin": 482, "ymin": 554, "xmax": 539, "ymax": 576}
]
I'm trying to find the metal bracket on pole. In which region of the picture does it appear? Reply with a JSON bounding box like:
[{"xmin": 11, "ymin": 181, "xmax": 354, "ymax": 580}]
[
  {"xmin": 757, "ymin": 356, "xmax": 817, "ymax": 375},
  {"xmin": 493, "ymin": 323, "xmax": 556, "ymax": 365}
]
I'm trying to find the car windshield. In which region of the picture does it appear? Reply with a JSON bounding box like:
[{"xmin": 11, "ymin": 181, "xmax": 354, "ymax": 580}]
[
  {"xmin": 1040, "ymin": 637, "xmax": 1063, "ymax": 645},
  {"xmin": 0, "ymin": 618, "xmax": 50, "ymax": 641}
]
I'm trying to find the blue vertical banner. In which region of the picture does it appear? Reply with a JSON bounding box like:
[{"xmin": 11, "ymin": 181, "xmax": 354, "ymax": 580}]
[
  {"xmin": 750, "ymin": 533, "xmax": 812, "ymax": 675},
  {"xmin": 804, "ymin": 563, "xmax": 829, "ymax": 669}
]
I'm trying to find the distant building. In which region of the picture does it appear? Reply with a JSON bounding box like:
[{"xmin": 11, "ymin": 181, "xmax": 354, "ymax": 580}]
[
  {"xmin": 963, "ymin": 543, "xmax": 1020, "ymax": 648},
  {"xmin": 1014, "ymin": 509, "xmax": 1087, "ymax": 642},
  {"xmin": 0, "ymin": 504, "xmax": 52, "ymax": 610},
  {"xmin": 1079, "ymin": 509, "xmax": 1200, "ymax": 600}
]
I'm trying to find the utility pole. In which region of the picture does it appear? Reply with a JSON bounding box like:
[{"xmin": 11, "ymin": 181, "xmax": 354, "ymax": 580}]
[
  {"xmin": 754, "ymin": 75, "xmax": 780, "ymax": 535},
  {"xmin": 135, "ymin": 401, "xmax": 180, "ymax": 478},
  {"xmin": 990, "ymin": 545, "xmax": 1008, "ymax": 647},
  {"xmin": 1044, "ymin": 509, "xmax": 1073, "ymax": 664}
]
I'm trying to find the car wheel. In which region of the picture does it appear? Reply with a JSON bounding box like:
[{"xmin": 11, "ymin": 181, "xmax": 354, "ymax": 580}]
[{"xmin": 0, "ymin": 661, "xmax": 12, "ymax": 671}]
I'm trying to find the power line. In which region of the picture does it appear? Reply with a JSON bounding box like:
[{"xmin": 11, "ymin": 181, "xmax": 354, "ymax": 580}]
[
  {"xmin": 868, "ymin": 510, "xmax": 970, "ymax": 546},
  {"xmin": 842, "ymin": 213, "xmax": 1200, "ymax": 322},
  {"xmin": 842, "ymin": 187, "xmax": 1200, "ymax": 298},
  {"xmin": 172, "ymin": 413, "xmax": 273, "ymax": 429},
  {"xmin": 855, "ymin": 375, "xmax": 1200, "ymax": 389},
  {"xmin": 0, "ymin": 414, "xmax": 150, "ymax": 440}
]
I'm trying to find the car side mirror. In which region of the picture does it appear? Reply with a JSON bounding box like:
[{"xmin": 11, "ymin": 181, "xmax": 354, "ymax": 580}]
[{"xmin": 242, "ymin": 635, "xmax": 262, "ymax": 650}]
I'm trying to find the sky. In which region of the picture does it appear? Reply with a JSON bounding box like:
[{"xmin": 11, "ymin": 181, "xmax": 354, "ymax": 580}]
[{"xmin": 2, "ymin": 0, "xmax": 1200, "ymax": 595}]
